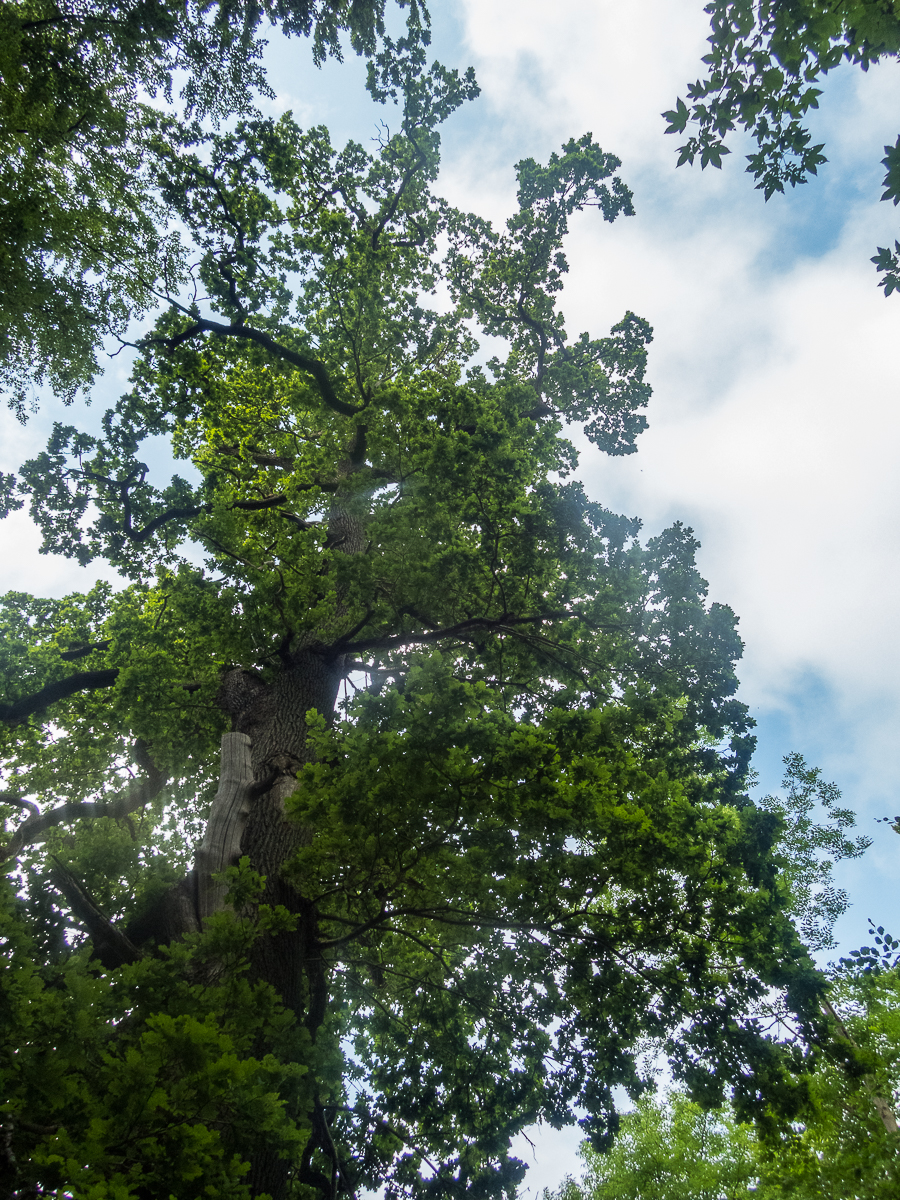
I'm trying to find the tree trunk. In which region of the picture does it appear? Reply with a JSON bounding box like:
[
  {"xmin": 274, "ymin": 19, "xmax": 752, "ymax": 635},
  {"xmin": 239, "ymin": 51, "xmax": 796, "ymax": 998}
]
[
  {"xmin": 222, "ymin": 647, "xmax": 343, "ymax": 1018},
  {"xmin": 223, "ymin": 650, "xmax": 348, "ymax": 1197},
  {"xmin": 125, "ymin": 476, "xmax": 365, "ymax": 1198}
]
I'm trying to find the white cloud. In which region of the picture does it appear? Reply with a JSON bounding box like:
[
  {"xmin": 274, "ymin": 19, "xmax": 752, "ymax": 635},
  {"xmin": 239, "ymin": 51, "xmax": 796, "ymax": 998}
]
[
  {"xmin": 442, "ymin": 0, "xmax": 900, "ymax": 803},
  {"xmin": 0, "ymin": 509, "xmax": 121, "ymax": 597}
]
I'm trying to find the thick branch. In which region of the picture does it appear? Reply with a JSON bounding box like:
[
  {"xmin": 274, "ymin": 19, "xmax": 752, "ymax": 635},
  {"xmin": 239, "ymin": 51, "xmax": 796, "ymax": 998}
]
[
  {"xmin": 122, "ymin": 493, "xmax": 289, "ymax": 544},
  {"xmin": 0, "ymin": 794, "xmax": 39, "ymax": 819},
  {"xmin": 0, "ymin": 742, "xmax": 167, "ymax": 862},
  {"xmin": 0, "ymin": 668, "xmax": 119, "ymax": 723},
  {"xmin": 154, "ymin": 319, "xmax": 362, "ymax": 417},
  {"xmin": 370, "ymin": 141, "xmax": 426, "ymax": 249},
  {"xmin": 516, "ymin": 293, "xmax": 549, "ymax": 389},
  {"xmin": 334, "ymin": 610, "xmax": 573, "ymax": 657},
  {"xmin": 119, "ymin": 735, "xmax": 255, "ymax": 950},
  {"xmin": 277, "ymin": 511, "xmax": 315, "ymax": 532},
  {"xmin": 60, "ymin": 640, "xmax": 111, "ymax": 661},
  {"xmin": 48, "ymin": 858, "xmax": 143, "ymax": 969},
  {"xmin": 77, "ymin": 466, "xmax": 293, "ymax": 544}
]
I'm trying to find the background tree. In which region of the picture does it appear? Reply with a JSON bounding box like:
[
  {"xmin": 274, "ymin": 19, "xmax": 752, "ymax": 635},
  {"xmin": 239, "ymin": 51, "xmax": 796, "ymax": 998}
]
[
  {"xmin": 549, "ymin": 1090, "xmax": 759, "ymax": 1200},
  {"xmin": 547, "ymin": 965, "xmax": 900, "ymax": 1200},
  {"xmin": 1, "ymin": 50, "xmax": 830, "ymax": 1200},
  {"xmin": 763, "ymin": 965, "xmax": 900, "ymax": 1198},
  {"xmin": 0, "ymin": 0, "xmax": 426, "ymax": 419},
  {"xmin": 756, "ymin": 752, "xmax": 870, "ymax": 954},
  {"xmin": 665, "ymin": 0, "xmax": 900, "ymax": 294}
]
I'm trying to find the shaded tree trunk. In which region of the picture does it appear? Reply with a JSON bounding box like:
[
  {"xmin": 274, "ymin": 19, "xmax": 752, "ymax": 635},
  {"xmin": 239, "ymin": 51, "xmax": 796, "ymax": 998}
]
[
  {"xmin": 222, "ymin": 647, "xmax": 344, "ymax": 1019},
  {"xmin": 224, "ymin": 655, "xmax": 349, "ymax": 1198},
  {"xmin": 126, "ymin": 478, "xmax": 365, "ymax": 1199}
]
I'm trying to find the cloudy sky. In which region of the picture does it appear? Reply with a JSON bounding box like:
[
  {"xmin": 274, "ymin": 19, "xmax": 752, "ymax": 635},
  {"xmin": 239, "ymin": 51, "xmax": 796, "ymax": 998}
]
[
  {"xmin": 259, "ymin": 0, "xmax": 900, "ymax": 939},
  {"xmin": 2, "ymin": 1, "xmax": 900, "ymax": 1189}
]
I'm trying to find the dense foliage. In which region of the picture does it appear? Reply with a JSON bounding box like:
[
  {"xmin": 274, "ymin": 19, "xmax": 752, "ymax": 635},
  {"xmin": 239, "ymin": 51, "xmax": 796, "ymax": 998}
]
[
  {"xmin": 666, "ymin": 0, "xmax": 900, "ymax": 293},
  {"xmin": 550, "ymin": 1090, "xmax": 759, "ymax": 1200},
  {"xmin": 549, "ymin": 966, "xmax": 900, "ymax": 1199},
  {"xmin": 0, "ymin": 0, "xmax": 426, "ymax": 417},
  {"xmin": 0, "ymin": 25, "xmax": 844, "ymax": 1200}
]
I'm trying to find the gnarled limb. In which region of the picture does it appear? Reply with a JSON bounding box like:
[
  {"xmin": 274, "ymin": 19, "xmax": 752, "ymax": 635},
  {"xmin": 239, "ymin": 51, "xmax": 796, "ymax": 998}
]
[
  {"xmin": 118, "ymin": 492, "xmax": 289, "ymax": 545},
  {"xmin": 1, "ymin": 736, "xmax": 254, "ymax": 951},
  {"xmin": 69, "ymin": 467, "xmax": 290, "ymax": 543},
  {"xmin": 0, "ymin": 741, "xmax": 166, "ymax": 863},
  {"xmin": 148, "ymin": 317, "xmax": 362, "ymax": 417},
  {"xmin": 0, "ymin": 668, "xmax": 119, "ymax": 724},
  {"xmin": 0, "ymin": 795, "xmax": 39, "ymax": 820},
  {"xmin": 48, "ymin": 858, "xmax": 143, "ymax": 969}
]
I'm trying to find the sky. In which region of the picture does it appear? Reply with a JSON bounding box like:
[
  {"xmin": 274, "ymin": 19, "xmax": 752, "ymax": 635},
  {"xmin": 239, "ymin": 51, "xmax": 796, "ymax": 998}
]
[{"xmin": 2, "ymin": 0, "xmax": 900, "ymax": 1191}]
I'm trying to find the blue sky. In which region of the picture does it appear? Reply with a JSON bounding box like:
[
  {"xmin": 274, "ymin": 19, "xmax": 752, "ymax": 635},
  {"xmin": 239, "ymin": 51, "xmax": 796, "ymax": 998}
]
[{"xmin": 2, "ymin": 1, "xmax": 900, "ymax": 1191}]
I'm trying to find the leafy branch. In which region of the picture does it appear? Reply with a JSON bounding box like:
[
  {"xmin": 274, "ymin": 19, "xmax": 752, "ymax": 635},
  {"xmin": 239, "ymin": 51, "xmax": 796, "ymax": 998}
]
[{"xmin": 0, "ymin": 740, "xmax": 167, "ymax": 862}]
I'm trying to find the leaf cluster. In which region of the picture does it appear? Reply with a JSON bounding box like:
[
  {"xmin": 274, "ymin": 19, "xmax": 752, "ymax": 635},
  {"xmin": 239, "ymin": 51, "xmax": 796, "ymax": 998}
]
[
  {"xmin": 545, "ymin": 960, "xmax": 900, "ymax": 1200},
  {"xmin": 0, "ymin": 0, "xmax": 428, "ymax": 417},
  {"xmin": 0, "ymin": 863, "xmax": 315, "ymax": 1198},
  {"xmin": 756, "ymin": 751, "xmax": 871, "ymax": 952},
  {"xmin": 277, "ymin": 656, "xmax": 827, "ymax": 1192},
  {"xmin": 664, "ymin": 1, "xmax": 900, "ymax": 292}
]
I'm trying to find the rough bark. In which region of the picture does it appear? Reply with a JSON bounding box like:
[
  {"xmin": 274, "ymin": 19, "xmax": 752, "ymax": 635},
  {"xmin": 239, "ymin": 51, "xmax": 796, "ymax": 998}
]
[
  {"xmin": 123, "ymin": 473, "xmax": 366, "ymax": 1199},
  {"xmin": 243, "ymin": 475, "xmax": 366, "ymax": 1199}
]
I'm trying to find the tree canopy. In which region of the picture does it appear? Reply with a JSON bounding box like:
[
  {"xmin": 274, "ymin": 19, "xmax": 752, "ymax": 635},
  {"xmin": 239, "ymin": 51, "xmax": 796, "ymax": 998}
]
[
  {"xmin": 0, "ymin": 36, "xmax": 842, "ymax": 1200},
  {"xmin": 665, "ymin": 0, "xmax": 900, "ymax": 293},
  {"xmin": 0, "ymin": 0, "xmax": 427, "ymax": 418},
  {"xmin": 550, "ymin": 1089, "xmax": 759, "ymax": 1200},
  {"xmin": 549, "ymin": 964, "xmax": 900, "ymax": 1200},
  {"xmin": 545, "ymin": 765, "xmax": 898, "ymax": 1200}
]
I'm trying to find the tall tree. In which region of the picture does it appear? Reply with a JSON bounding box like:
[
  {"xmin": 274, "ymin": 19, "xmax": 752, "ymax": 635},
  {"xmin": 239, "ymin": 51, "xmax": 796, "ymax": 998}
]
[
  {"xmin": 550, "ymin": 1090, "xmax": 759, "ymax": 1200},
  {"xmin": 0, "ymin": 0, "xmax": 427, "ymax": 418},
  {"xmin": 2, "ymin": 53, "xmax": 828, "ymax": 1199},
  {"xmin": 665, "ymin": 1, "xmax": 900, "ymax": 293}
]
